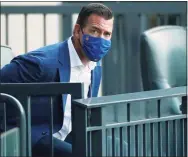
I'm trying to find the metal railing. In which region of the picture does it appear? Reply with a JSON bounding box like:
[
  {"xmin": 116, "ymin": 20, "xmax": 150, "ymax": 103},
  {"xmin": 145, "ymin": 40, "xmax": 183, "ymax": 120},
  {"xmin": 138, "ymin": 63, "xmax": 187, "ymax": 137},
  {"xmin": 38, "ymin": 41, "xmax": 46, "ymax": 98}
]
[
  {"xmin": 0, "ymin": 83, "xmax": 84, "ymax": 157},
  {"xmin": 72, "ymin": 86, "xmax": 187, "ymax": 157},
  {"xmin": 1, "ymin": 83, "xmax": 187, "ymax": 156},
  {"xmin": 0, "ymin": 93, "xmax": 26, "ymax": 156}
]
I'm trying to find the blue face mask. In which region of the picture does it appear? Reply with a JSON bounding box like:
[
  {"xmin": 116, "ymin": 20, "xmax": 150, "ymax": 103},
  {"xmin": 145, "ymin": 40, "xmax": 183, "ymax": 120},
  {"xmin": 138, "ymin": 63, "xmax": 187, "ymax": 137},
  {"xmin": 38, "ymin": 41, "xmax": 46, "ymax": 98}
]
[{"xmin": 81, "ymin": 34, "xmax": 111, "ymax": 62}]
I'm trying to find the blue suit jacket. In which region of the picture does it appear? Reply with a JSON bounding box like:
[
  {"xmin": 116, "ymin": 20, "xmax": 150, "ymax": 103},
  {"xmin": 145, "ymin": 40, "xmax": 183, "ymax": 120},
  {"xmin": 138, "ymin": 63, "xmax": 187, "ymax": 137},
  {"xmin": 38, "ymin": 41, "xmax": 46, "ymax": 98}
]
[{"xmin": 0, "ymin": 40, "xmax": 102, "ymax": 146}]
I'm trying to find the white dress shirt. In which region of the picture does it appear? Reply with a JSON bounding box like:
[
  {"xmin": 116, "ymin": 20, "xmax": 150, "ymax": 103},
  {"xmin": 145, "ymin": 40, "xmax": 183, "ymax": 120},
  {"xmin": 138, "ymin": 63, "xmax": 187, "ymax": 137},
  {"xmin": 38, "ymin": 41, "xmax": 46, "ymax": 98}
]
[{"xmin": 53, "ymin": 37, "xmax": 96, "ymax": 141}]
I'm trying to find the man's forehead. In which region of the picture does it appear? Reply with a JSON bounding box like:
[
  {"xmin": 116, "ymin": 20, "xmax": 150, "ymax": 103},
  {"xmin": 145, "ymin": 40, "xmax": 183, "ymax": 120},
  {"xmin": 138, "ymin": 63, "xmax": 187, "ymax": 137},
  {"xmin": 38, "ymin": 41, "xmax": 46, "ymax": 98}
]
[{"xmin": 86, "ymin": 14, "xmax": 114, "ymax": 31}]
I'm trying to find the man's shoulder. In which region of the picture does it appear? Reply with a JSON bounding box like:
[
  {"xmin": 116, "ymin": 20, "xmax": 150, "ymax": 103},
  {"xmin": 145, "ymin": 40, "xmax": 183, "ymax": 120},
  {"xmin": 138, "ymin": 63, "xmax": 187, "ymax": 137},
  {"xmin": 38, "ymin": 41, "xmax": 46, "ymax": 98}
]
[
  {"xmin": 22, "ymin": 40, "xmax": 68, "ymax": 62},
  {"xmin": 11, "ymin": 41, "xmax": 66, "ymax": 66},
  {"xmin": 32, "ymin": 41, "xmax": 68, "ymax": 55}
]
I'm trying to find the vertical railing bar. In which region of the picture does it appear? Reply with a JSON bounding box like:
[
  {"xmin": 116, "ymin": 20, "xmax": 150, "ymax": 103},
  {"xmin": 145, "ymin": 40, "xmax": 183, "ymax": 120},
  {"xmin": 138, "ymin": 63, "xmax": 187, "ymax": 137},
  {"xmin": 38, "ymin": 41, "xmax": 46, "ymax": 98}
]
[
  {"xmin": 71, "ymin": 84, "xmax": 85, "ymax": 157},
  {"xmin": 181, "ymin": 96, "xmax": 187, "ymax": 114},
  {"xmin": 127, "ymin": 103, "xmax": 131, "ymax": 157},
  {"xmin": 139, "ymin": 13, "xmax": 149, "ymax": 34},
  {"xmin": 150, "ymin": 123, "xmax": 154, "ymax": 157},
  {"xmin": 173, "ymin": 120, "xmax": 177, "ymax": 156},
  {"xmin": 143, "ymin": 124, "xmax": 146, "ymax": 157},
  {"xmin": 87, "ymin": 109, "xmax": 91, "ymax": 127},
  {"xmin": 112, "ymin": 128, "xmax": 115, "ymax": 156},
  {"xmin": 184, "ymin": 118, "xmax": 187, "ymax": 157},
  {"xmin": 156, "ymin": 14, "xmax": 161, "ymax": 26},
  {"xmin": 119, "ymin": 14, "xmax": 126, "ymax": 93},
  {"xmin": 165, "ymin": 121, "xmax": 169, "ymax": 157},
  {"xmin": 106, "ymin": 129, "xmax": 108, "ymax": 156},
  {"xmin": 27, "ymin": 96, "xmax": 32, "ymax": 156},
  {"xmin": 5, "ymin": 14, "xmax": 9, "ymax": 45},
  {"xmin": 119, "ymin": 127, "xmax": 123, "ymax": 157},
  {"xmin": 24, "ymin": 14, "xmax": 28, "ymax": 52},
  {"xmin": 90, "ymin": 131, "xmax": 92, "ymax": 157},
  {"xmin": 157, "ymin": 99, "xmax": 162, "ymax": 156},
  {"xmin": 86, "ymin": 132, "xmax": 89, "ymax": 157},
  {"xmin": 85, "ymin": 108, "xmax": 90, "ymax": 156},
  {"xmin": 127, "ymin": 103, "xmax": 130, "ymax": 122},
  {"xmin": 164, "ymin": 14, "xmax": 169, "ymax": 25},
  {"xmin": 101, "ymin": 106, "xmax": 107, "ymax": 157},
  {"xmin": 135, "ymin": 125, "xmax": 139, "ymax": 157},
  {"xmin": 157, "ymin": 99, "xmax": 161, "ymax": 118},
  {"xmin": 43, "ymin": 14, "xmax": 47, "ymax": 46},
  {"xmin": 158, "ymin": 122, "xmax": 162, "ymax": 157},
  {"xmin": 3, "ymin": 102, "xmax": 7, "ymax": 156},
  {"xmin": 3, "ymin": 103, "xmax": 7, "ymax": 132},
  {"xmin": 127, "ymin": 126, "xmax": 131, "ymax": 157},
  {"xmin": 181, "ymin": 96, "xmax": 187, "ymax": 156},
  {"xmin": 62, "ymin": 13, "xmax": 72, "ymax": 41},
  {"xmin": 180, "ymin": 14, "xmax": 186, "ymax": 26},
  {"xmin": 50, "ymin": 96, "xmax": 54, "ymax": 157},
  {"xmin": 181, "ymin": 119, "xmax": 185, "ymax": 157},
  {"xmin": 175, "ymin": 15, "xmax": 180, "ymax": 25}
]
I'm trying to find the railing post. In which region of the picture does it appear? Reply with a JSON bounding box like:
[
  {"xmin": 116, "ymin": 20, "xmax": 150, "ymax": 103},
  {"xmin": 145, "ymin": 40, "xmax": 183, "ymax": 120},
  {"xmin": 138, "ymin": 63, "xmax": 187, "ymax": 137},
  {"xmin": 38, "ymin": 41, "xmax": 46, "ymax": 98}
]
[
  {"xmin": 181, "ymin": 96, "xmax": 187, "ymax": 114},
  {"xmin": 61, "ymin": 13, "xmax": 72, "ymax": 41},
  {"xmin": 0, "ymin": 93, "xmax": 26, "ymax": 156},
  {"xmin": 71, "ymin": 83, "xmax": 85, "ymax": 157},
  {"xmin": 181, "ymin": 96, "xmax": 187, "ymax": 157},
  {"xmin": 15, "ymin": 95, "xmax": 32, "ymax": 157},
  {"xmin": 90, "ymin": 107, "xmax": 106, "ymax": 156},
  {"xmin": 61, "ymin": 2, "xmax": 72, "ymax": 41},
  {"xmin": 72, "ymin": 104, "xmax": 87, "ymax": 157}
]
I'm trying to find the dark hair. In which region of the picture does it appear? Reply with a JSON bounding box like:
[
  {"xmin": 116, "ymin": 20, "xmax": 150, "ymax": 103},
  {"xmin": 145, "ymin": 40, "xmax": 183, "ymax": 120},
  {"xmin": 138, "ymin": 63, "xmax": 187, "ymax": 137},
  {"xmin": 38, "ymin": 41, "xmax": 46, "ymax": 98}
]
[{"xmin": 76, "ymin": 3, "xmax": 113, "ymax": 29}]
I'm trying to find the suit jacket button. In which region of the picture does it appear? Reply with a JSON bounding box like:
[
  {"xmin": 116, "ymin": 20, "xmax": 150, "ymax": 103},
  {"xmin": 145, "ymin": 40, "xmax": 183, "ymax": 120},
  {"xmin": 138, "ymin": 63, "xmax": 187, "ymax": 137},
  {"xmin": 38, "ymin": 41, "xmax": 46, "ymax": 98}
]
[{"xmin": 42, "ymin": 131, "xmax": 47, "ymax": 135}]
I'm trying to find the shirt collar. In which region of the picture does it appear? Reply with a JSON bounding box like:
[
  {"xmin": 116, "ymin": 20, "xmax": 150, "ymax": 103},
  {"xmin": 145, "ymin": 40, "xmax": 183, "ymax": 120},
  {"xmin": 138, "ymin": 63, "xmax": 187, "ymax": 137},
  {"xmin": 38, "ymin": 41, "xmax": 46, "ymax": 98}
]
[
  {"xmin": 68, "ymin": 36, "xmax": 83, "ymax": 68},
  {"xmin": 67, "ymin": 36, "xmax": 96, "ymax": 70}
]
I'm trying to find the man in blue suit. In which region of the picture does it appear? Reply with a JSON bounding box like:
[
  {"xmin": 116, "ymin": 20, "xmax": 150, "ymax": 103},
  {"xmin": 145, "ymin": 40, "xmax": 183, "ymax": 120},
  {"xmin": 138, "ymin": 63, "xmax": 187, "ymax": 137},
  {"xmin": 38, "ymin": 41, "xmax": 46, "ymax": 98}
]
[{"xmin": 1, "ymin": 3, "xmax": 114, "ymax": 157}]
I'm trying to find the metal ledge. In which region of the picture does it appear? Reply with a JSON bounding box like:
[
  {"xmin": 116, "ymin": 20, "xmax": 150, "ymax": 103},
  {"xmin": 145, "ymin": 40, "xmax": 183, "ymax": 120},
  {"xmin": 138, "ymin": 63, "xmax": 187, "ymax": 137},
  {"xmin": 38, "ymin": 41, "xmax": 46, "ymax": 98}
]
[
  {"xmin": 73, "ymin": 86, "xmax": 187, "ymax": 108},
  {"xmin": 1, "ymin": 2, "xmax": 186, "ymax": 14}
]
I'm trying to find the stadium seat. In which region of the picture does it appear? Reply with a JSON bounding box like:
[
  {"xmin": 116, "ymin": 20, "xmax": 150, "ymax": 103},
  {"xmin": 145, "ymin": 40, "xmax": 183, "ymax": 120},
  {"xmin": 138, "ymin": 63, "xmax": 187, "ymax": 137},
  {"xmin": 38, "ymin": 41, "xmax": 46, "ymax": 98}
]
[
  {"xmin": 1, "ymin": 45, "xmax": 14, "ymax": 68},
  {"xmin": 140, "ymin": 25, "xmax": 186, "ymax": 114}
]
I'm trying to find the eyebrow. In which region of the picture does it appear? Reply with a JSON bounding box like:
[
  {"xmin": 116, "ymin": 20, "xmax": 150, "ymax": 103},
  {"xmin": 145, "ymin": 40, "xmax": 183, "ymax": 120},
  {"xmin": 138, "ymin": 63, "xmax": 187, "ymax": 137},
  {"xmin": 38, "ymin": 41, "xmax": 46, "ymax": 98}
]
[
  {"xmin": 91, "ymin": 26, "xmax": 112, "ymax": 34},
  {"xmin": 91, "ymin": 26, "xmax": 101, "ymax": 31}
]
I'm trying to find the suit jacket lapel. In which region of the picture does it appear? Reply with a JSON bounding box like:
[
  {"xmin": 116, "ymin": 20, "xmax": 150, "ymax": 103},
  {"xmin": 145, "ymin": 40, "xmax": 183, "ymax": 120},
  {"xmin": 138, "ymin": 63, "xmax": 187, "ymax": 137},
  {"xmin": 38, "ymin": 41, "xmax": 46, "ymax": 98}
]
[
  {"xmin": 88, "ymin": 63, "xmax": 102, "ymax": 98},
  {"xmin": 57, "ymin": 41, "xmax": 102, "ymax": 108},
  {"xmin": 58, "ymin": 41, "xmax": 71, "ymax": 111}
]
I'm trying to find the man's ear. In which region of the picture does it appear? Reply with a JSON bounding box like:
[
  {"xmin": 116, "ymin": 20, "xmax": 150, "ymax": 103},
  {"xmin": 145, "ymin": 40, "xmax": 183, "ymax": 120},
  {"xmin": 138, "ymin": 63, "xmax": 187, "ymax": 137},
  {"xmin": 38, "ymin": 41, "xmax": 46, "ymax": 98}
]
[{"xmin": 73, "ymin": 24, "xmax": 81, "ymax": 39}]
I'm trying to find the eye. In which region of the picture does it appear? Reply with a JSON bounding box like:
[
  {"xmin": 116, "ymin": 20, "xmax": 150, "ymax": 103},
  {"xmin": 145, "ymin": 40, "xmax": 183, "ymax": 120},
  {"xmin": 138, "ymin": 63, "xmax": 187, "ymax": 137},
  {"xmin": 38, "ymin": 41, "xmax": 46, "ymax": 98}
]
[
  {"xmin": 104, "ymin": 32, "xmax": 111, "ymax": 37},
  {"xmin": 91, "ymin": 29, "xmax": 98, "ymax": 34}
]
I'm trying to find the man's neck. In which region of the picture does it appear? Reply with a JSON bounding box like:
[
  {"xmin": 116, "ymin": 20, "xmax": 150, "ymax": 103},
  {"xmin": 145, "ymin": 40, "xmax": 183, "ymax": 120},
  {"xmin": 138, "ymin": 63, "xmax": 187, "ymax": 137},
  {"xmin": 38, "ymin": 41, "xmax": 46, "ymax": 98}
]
[{"xmin": 72, "ymin": 36, "xmax": 90, "ymax": 66}]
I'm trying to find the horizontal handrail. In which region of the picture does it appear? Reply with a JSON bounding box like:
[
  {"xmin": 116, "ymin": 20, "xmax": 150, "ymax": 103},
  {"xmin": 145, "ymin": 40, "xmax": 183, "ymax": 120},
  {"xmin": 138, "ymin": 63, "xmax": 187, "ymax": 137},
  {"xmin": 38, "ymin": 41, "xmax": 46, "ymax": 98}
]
[
  {"xmin": 1, "ymin": 83, "xmax": 84, "ymax": 98},
  {"xmin": 1, "ymin": 2, "xmax": 186, "ymax": 14},
  {"xmin": 73, "ymin": 86, "xmax": 187, "ymax": 108},
  {"xmin": 86, "ymin": 114, "xmax": 186, "ymax": 131}
]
